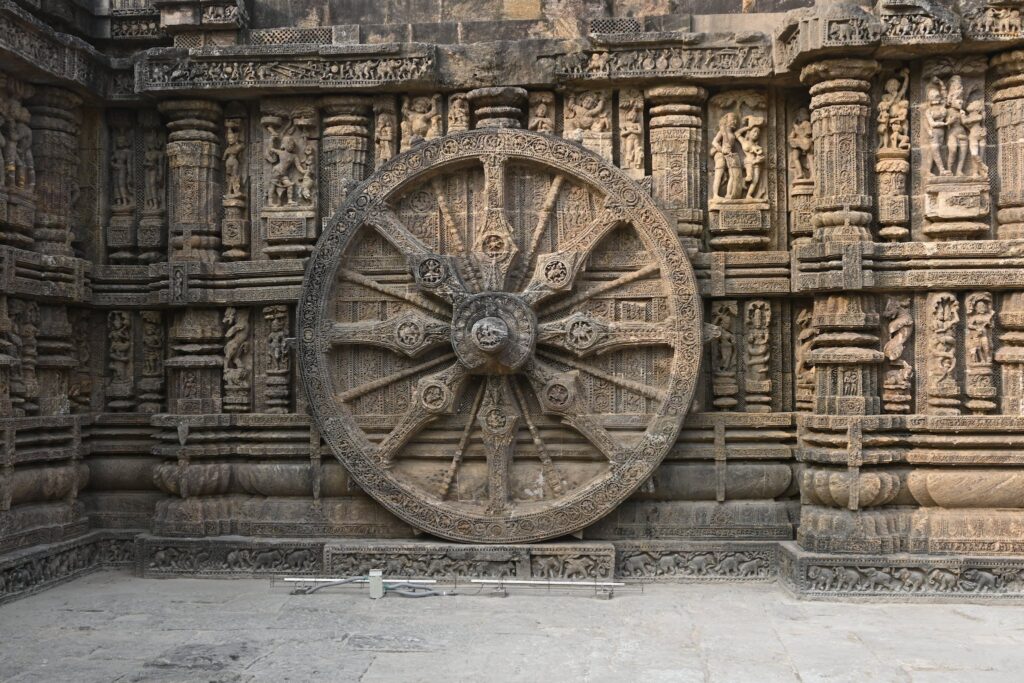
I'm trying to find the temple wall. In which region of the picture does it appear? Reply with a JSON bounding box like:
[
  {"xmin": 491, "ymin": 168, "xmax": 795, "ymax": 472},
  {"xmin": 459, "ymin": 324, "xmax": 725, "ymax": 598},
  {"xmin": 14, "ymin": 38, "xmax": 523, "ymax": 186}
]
[{"xmin": 2, "ymin": 0, "xmax": 1024, "ymax": 601}]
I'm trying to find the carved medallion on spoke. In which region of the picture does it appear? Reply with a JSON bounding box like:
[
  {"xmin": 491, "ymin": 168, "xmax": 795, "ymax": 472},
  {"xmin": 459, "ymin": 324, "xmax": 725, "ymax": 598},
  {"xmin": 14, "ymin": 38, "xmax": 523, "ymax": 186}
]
[{"xmin": 299, "ymin": 129, "xmax": 701, "ymax": 543}]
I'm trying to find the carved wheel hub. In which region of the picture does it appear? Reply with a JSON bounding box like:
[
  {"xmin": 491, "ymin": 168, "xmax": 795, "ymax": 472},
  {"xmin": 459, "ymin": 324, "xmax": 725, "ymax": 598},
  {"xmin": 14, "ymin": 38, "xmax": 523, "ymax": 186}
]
[{"xmin": 299, "ymin": 129, "xmax": 702, "ymax": 543}]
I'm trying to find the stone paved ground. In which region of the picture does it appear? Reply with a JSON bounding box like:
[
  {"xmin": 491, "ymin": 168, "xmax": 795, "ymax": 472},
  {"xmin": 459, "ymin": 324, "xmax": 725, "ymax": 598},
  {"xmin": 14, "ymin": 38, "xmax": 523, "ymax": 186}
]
[{"xmin": 2, "ymin": 570, "xmax": 1023, "ymax": 682}]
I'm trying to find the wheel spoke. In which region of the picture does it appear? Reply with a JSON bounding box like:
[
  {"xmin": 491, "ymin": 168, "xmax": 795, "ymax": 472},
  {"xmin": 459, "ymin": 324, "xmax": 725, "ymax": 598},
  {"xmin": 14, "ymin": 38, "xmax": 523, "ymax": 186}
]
[
  {"xmin": 432, "ymin": 178, "xmax": 482, "ymax": 291},
  {"xmin": 338, "ymin": 352, "xmax": 455, "ymax": 403},
  {"xmin": 375, "ymin": 362, "xmax": 469, "ymax": 468},
  {"xmin": 438, "ymin": 381, "xmax": 485, "ymax": 500},
  {"xmin": 519, "ymin": 250, "xmax": 587, "ymax": 307},
  {"xmin": 409, "ymin": 253, "xmax": 471, "ymax": 306},
  {"xmin": 536, "ymin": 349, "xmax": 667, "ymax": 402},
  {"xmin": 477, "ymin": 375, "xmax": 519, "ymax": 515},
  {"xmin": 472, "ymin": 155, "xmax": 519, "ymax": 290},
  {"xmin": 537, "ymin": 313, "xmax": 676, "ymax": 357},
  {"xmin": 339, "ymin": 267, "xmax": 449, "ymax": 318},
  {"xmin": 521, "ymin": 359, "xmax": 626, "ymax": 465},
  {"xmin": 515, "ymin": 174, "xmax": 565, "ymax": 290},
  {"xmin": 364, "ymin": 205, "xmax": 433, "ymax": 257},
  {"xmin": 327, "ymin": 311, "xmax": 450, "ymax": 358},
  {"xmin": 511, "ymin": 378, "xmax": 564, "ymax": 497},
  {"xmin": 541, "ymin": 263, "xmax": 660, "ymax": 317}
]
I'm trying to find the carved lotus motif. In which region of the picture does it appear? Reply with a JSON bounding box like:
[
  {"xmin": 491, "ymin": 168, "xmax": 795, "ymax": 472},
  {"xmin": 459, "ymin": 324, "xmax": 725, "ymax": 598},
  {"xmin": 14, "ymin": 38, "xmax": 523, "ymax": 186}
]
[{"xmin": 298, "ymin": 129, "xmax": 702, "ymax": 543}]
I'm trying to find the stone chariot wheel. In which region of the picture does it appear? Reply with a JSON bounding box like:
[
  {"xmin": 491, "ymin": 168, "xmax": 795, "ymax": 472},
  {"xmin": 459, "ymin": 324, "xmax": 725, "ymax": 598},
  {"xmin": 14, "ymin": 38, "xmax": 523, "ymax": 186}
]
[{"xmin": 298, "ymin": 128, "xmax": 702, "ymax": 543}]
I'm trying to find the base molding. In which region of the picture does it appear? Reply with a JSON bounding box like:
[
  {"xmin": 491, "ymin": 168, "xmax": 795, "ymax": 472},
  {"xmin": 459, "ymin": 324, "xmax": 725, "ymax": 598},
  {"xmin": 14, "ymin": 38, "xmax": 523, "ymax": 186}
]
[
  {"xmin": 780, "ymin": 542, "xmax": 1024, "ymax": 601},
  {"xmin": 7, "ymin": 535, "xmax": 1024, "ymax": 604}
]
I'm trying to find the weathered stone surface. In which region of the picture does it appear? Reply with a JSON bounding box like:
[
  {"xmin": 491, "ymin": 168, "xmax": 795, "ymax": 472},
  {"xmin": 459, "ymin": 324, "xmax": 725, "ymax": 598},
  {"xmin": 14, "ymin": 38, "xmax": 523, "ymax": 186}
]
[{"xmin": 1, "ymin": 0, "xmax": 1024, "ymax": 604}]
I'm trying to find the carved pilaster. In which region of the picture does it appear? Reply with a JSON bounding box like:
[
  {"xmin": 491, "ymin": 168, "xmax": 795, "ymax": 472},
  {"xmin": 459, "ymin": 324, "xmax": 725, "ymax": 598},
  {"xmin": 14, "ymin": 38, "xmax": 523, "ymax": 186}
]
[
  {"xmin": 801, "ymin": 58, "xmax": 877, "ymax": 243},
  {"xmin": 320, "ymin": 96, "xmax": 372, "ymax": 218},
  {"xmin": 467, "ymin": 87, "xmax": 527, "ymax": 130},
  {"xmin": 924, "ymin": 292, "xmax": 962, "ymax": 415},
  {"xmin": 743, "ymin": 300, "xmax": 772, "ymax": 412},
  {"xmin": 997, "ymin": 292, "xmax": 1024, "ymax": 414},
  {"xmin": 0, "ymin": 77, "xmax": 36, "ymax": 251},
  {"xmin": 992, "ymin": 49, "xmax": 1024, "ymax": 239},
  {"xmin": 28, "ymin": 86, "xmax": 81, "ymax": 257},
  {"xmin": 10, "ymin": 300, "xmax": 39, "ymax": 416},
  {"xmin": 221, "ymin": 104, "xmax": 249, "ymax": 260},
  {"xmin": 0, "ymin": 297, "xmax": 16, "ymax": 417},
  {"xmin": 159, "ymin": 99, "xmax": 223, "ymax": 262},
  {"xmin": 788, "ymin": 104, "xmax": 815, "ymax": 245},
  {"xmin": 710, "ymin": 300, "xmax": 739, "ymax": 410},
  {"xmin": 965, "ymin": 291, "xmax": 997, "ymax": 414},
  {"xmin": 645, "ymin": 85, "xmax": 706, "ymax": 248},
  {"xmin": 802, "ymin": 59, "xmax": 884, "ymax": 416},
  {"xmin": 34, "ymin": 305, "xmax": 74, "ymax": 416},
  {"xmin": 795, "ymin": 305, "xmax": 816, "ymax": 412},
  {"xmin": 166, "ymin": 308, "xmax": 223, "ymax": 415}
]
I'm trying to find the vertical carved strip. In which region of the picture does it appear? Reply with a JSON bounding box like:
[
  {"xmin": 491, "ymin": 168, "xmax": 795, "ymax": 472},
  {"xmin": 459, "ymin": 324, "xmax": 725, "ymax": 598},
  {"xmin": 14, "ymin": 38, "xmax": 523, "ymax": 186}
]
[
  {"xmin": 795, "ymin": 305, "xmax": 816, "ymax": 412},
  {"xmin": 263, "ymin": 305, "xmax": 290, "ymax": 414},
  {"xmin": 881, "ymin": 296, "xmax": 914, "ymax": 414},
  {"xmin": 710, "ymin": 300, "xmax": 739, "ymax": 410},
  {"xmin": 964, "ymin": 292, "xmax": 997, "ymax": 414},
  {"xmin": 925, "ymin": 292, "xmax": 961, "ymax": 415},
  {"xmin": 221, "ymin": 103, "xmax": 250, "ymax": 260},
  {"xmin": 373, "ymin": 97, "xmax": 398, "ymax": 169},
  {"xmin": 106, "ymin": 109, "xmax": 136, "ymax": 263},
  {"xmin": 138, "ymin": 311, "xmax": 164, "ymax": 413},
  {"xmin": 28, "ymin": 86, "xmax": 80, "ymax": 257},
  {"xmin": 222, "ymin": 307, "xmax": 251, "ymax": 413},
  {"xmin": 997, "ymin": 292, "xmax": 1024, "ymax": 414},
  {"xmin": 106, "ymin": 310, "xmax": 134, "ymax": 412},
  {"xmin": 875, "ymin": 67, "xmax": 910, "ymax": 241},
  {"xmin": 167, "ymin": 308, "xmax": 223, "ymax": 415},
  {"xmin": 645, "ymin": 85, "xmax": 706, "ymax": 248},
  {"xmin": 617, "ymin": 88, "xmax": 645, "ymax": 179},
  {"xmin": 788, "ymin": 104, "xmax": 815, "ymax": 245},
  {"xmin": 138, "ymin": 110, "xmax": 167, "ymax": 263},
  {"xmin": 33, "ymin": 305, "xmax": 74, "ymax": 416},
  {"xmin": 801, "ymin": 60, "xmax": 884, "ymax": 416},
  {"xmin": 743, "ymin": 300, "xmax": 772, "ymax": 412},
  {"xmin": 159, "ymin": 100, "xmax": 223, "ymax": 262},
  {"xmin": 992, "ymin": 50, "xmax": 1024, "ymax": 239},
  {"xmin": 0, "ymin": 77, "xmax": 36, "ymax": 250},
  {"xmin": 320, "ymin": 96, "xmax": 371, "ymax": 219},
  {"xmin": 0, "ymin": 297, "xmax": 16, "ymax": 417},
  {"xmin": 260, "ymin": 100, "xmax": 318, "ymax": 259}
]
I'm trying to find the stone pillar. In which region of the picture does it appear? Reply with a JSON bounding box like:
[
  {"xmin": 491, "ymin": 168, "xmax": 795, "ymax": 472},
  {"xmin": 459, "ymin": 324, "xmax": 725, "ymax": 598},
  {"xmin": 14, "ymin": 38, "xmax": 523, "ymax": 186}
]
[
  {"xmin": 467, "ymin": 87, "xmax": 527, "ymax": 129},
  {"xmin": 319, "ymin": 96, "xmax": 372, "ymax": 218},
  {"xmin": 802, "ymin": 59, "xmax": 883, "ymax": 416},
  {"xmin": 34, "ymin": 305, "xmax": 75, "ymax": 416},
  {"xmin": 0, "ymin": 77, "xmax": 36, "ymax": 250},
  {"xmin": 645, "ymin": 86, "xmax": 706, "ymax": 249},
  {"xmin": 997, "ymin": 291, "xmax": 1024, "ymax": 415},
  {"xmin": 28, "ymin": 87, "xmax": 81, "ymax": 257},
  {"xmin": 992, "ymin": 49, "xmax": 1024, "ymax": 240},
  {"xmin": 159, "ymin": 100, "xmax": 223, "ymax": 262}
]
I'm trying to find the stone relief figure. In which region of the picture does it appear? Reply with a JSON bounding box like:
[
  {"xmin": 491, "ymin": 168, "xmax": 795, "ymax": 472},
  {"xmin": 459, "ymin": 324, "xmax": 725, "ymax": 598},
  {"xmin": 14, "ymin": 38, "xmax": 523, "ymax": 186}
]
[
  {"xmin": 401, "ymin": 95, "xmax": 442, "ymax": 148},
  {"xmin": 743, "ymin": 300, "xmax": 772, "ymax": 411},
  {"xmin": 966, "ymin": 292, "xmax": 995, "ymax": 365},
  {"xmin": 877, "ymin": 68, "xmax": 910, "ymax": 151},
  {"xmin": 883, "ymin": 296, "xmax": 914, "ymax": 362},
  {"xmin": 266, "ymin": 307, "xmax": 289, "ymax": 372},
  {"xmin": 0, "ymin": 107, "xmax": 8, "ymax": 189},
  {"xmin": 143, "ymin": 132, "xmax": 165, "ymax": 210},
  {"xmin": 448, "ymin": 94, "xmax": 470, "ymax": 132},
  {"xmin": 924, "ymin": 77, "xmax": 950, "ymax": 176},
  {"xmin": 924, "ymin": 74, "xmax": 986, "ymax": 178},
  {"xmin": 264, "ymin": 133, "xmax": 302, "ymax": 207},
  {"xmin": 222, "ymin": 307, "xmax": 250, "ymax": 372},
  {"xmin": 7, "ymin": 102, "xmax": 34, "ymax": 191},
  {"xmin": 107, "ymin": 311, "xmax": 131, "ymax": 384},
  {"xmin": 882, "ymin": 296, "xmax": 914, "ymax": 413},
  {"xmin": 528, "ymin": 96, "xmax": 555, "ymax": 134},
  {"xmin": 928, "ymin": 292, "xmax": 961, "ymax": 401},
  {"xmin": 788, "ymin": 107, "xmax": 814, "ymax": 180},
  {"xmin": 111, "ymin": 131, "xmax": 134, "ymax": 208},
  {"xmin": 375, "ymin": 110, "xmax": 396, "ymax": 162},
  {"xmin": 795, "ymin": 307, "xmax": 816, "ymax": 387},
  {"xmin": 710, "ymin": 112, "xmax": 743, "ymax": 200},
  {"xmin": 141, "ymin": 311, "xmax": 163, "ymax": 377},
  {"xmin": 711, "ymin": 302, "xmax": 737, "ymax": 373},
  {"xmin": 223, "ymin": 123, "xmax": 246, "ymax": 198},
  {"xmin": 621, "ymin": 95, "xmax": 644, "ymax": 170},
  {"xmin": 736, "ymin": 116, "xmax": 766, "ymax": 199},
  {"xmin": 565, "ymin": 91, "xmax": 610, "ymax": 139},
  {"xmin": 964, "ymin": 97, "xmax": 988, "ymax": 176}
]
